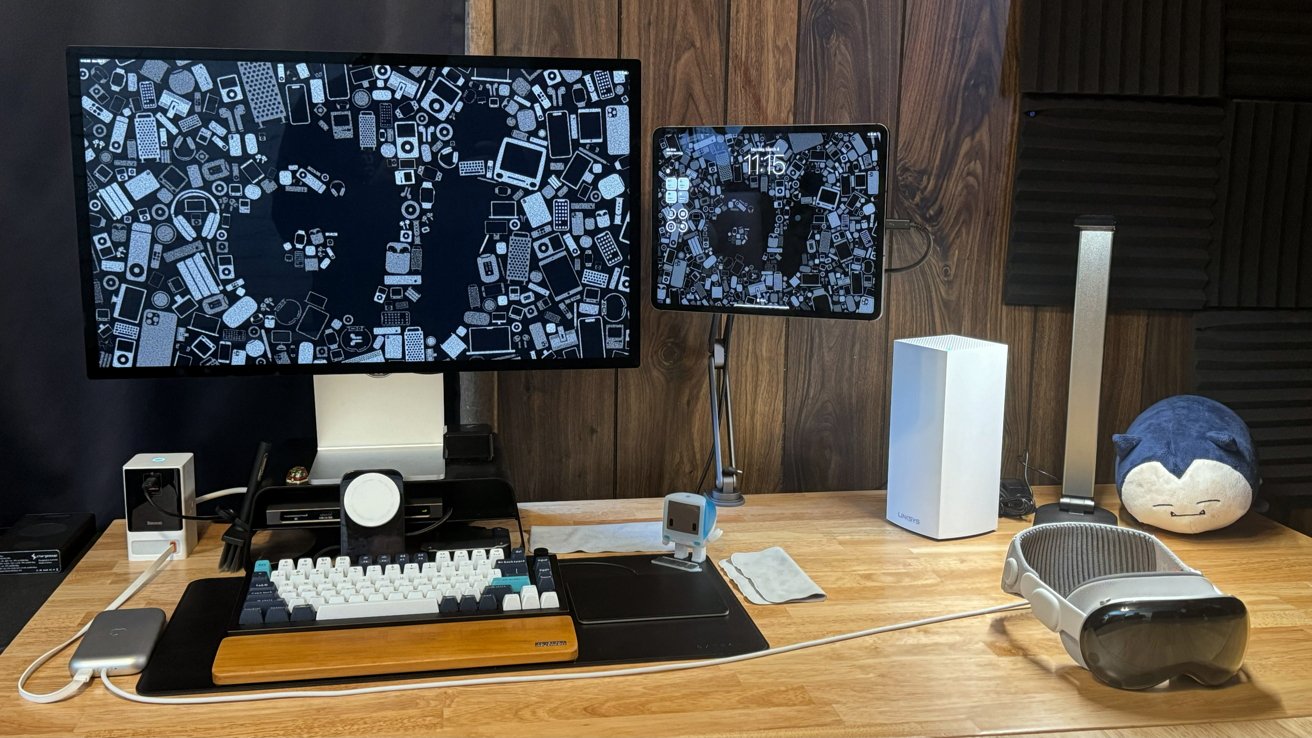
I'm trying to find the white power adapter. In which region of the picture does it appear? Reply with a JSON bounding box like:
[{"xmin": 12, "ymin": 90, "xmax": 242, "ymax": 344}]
[{"xmin": 123, "ymin": 453, "xmax": 197, "ymax": 561}]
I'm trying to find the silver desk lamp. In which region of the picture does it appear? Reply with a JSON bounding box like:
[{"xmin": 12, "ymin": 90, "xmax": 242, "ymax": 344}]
[{"xmin": 1033, "ymin": 215, "xmax": 1118, "ymax": 526}]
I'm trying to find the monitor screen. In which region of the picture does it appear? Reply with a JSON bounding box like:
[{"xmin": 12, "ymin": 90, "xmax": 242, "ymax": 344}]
[
  {"xmin": 652, "ymin": 125, "xmax": 886, "ymax": 319},
  {"xmin": 67, "ymin": 48, "xmax": 640, "ymax": 377}
]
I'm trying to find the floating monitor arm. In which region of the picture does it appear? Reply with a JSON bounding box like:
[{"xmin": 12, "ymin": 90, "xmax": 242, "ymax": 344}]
[
  {"xmin": 705, "ymin": 314, "xmax": 744, "ymax": 507},
  {"xmin": 1033, "ymin": 216, "xmax": 1118, "ymax": 526}
]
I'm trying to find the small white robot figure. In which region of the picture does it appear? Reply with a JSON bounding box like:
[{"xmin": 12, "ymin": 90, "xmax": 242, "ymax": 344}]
[{"xmin": 656, "ymin": 492, "xmax": 722, "ymax": 571}]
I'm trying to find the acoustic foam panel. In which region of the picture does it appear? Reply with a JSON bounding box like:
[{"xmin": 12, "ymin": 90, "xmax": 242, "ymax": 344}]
[
  {"xmin": 1193, "ymin": 310, "xmax": 1312, "ymax": 500},
  {"xmin": 1006, "ymin": 96, "xmax": 1224, "ymax": 310},
  {"xmin": 1225, "ymin": 0, "xmax": 1312, "ymax": 100},
  {"xmin": 1020, "ymin": 0, "xmax": 1224, "ymax": 98},
  {"xmin": 1209, "ymin": 101, "xmax": 1312, "ymax": 308}
]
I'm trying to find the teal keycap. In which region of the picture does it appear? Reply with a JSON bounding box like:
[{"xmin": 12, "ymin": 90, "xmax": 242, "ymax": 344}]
[{"xmin": 490, "ymin": 575, "xmax": 531, "ymax": 593}]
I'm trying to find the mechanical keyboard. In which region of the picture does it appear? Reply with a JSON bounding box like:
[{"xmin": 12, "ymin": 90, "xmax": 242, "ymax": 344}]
[{"xmin": 211, "ymin": 545, "xmax": 578, "ymax": 685}]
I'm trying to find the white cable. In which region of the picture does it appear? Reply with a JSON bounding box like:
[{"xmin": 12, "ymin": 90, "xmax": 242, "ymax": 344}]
[
  {"xmin": 18, "ymin": 543, "xmax": 177, "ymax": 704},
  {"xmin": 99, "ymin": 601, "xmax": 1030, "ymax": 705},
  {"xmin": 195, "ymin": 487, "xmax": 245, "ymax": 504}
]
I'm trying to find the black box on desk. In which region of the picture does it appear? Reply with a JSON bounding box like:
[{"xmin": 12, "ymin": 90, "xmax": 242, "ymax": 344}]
[{"xmin": 0, "ymin": 512, "xmax": 96, "ymax": 575}]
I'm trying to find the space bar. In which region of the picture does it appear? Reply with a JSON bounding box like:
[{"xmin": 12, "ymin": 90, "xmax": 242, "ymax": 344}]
[{"xmin": 316, "ymin": 598, "xmax": 439, "ymax": 621}]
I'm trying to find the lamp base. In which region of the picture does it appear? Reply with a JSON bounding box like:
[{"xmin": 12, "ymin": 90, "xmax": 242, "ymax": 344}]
[{"xmin": 1032, "ymin": 501, "xmax": 1117, "ymax": 526}]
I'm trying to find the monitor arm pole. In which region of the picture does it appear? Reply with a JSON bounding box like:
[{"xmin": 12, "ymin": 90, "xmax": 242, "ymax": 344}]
[{"xmin": 705, "ymin": 314, "xmax": 744, "ymax": 507}]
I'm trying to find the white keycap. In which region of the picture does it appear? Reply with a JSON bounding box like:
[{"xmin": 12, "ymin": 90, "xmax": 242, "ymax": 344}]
[
  {"xmin": 405, "ymin": 591, "xmax": 425, "ymax": 600},
  {"xmin": 453, "ymin": 550, "xmax": 470, "ymax": 564},
  {"xmin": 436, "ymin": 551, "xmax": 452, "ymax": 565},
  {"xmin": 367, "ymin": 593, "xmax": 384, "ymax": 603},
  {"xmin": 278, "ymin": 558, "xmax": 295, "ymax": 572},
  {"xmin": 521, "ymin": 585, "xmax": 540, "ymax": 609},
  {"xmin": 403, "ymin": 563, "xmax": 420, "ymax": 577},
  {"xmin": 502, "ymin": 593, "xmax": 522, "ymax": 611},
  {"xmin": 366, "ymin": 565, "xmax": 383, "ymax": 581},
  {"xmin": 297, "ymin": 558, "xmax": 313, "ymax": 570},
  {"xmin": 349, "ymin": 566, "xmax": 364, "ymax": 581},
  {"xmin": 284, "ymin": 597, "xmax": 304, "ymax": 608},
  {"xmin": 386, "ymin": 592, "xmax": 405, "ymax": 601},
  {"xmin": 316, "ymin": 596, "xmax": 440, "ymax": 621},
  {"xmin": 421, "ymin": 562, "xmax": 437, "ymax": 574},
  {"xmin": 348, "ymin": 594, "xmax": 365, "ymax": 603},
  {"xmin": 335, "ymin": 556, "xmax": 351, "ymax": 569},
  {"xmin": 307, "ymin": 596, "xmax": 325, "ymax": 608},
  {"xmin": 385, "ymin": 564, "xmax": 401, "ymax": 579},
  {"xmin": 316, "ymin": 557, "xmax": 333, "ymax": 570},
  {"xmin": 327, "ymin": 594, "xmax": 346, "ymax": 605},
  {"xmin": 489, "ymin": 549, "xmax": 504, "ymax": 563},
  {"xmin": 270, "ymin": 571, "xmax": 287, "ymax": 584},
  {"xmin": 490, "ymin": 568, "xmax": 502, "ymax": 579},
  {"xmin": 540, "ymin": 591, "xmax": 560, "ymax": 609},
  {"xmin": 472, "ymin": 549, "xmax": 487, "ymax": 563}
]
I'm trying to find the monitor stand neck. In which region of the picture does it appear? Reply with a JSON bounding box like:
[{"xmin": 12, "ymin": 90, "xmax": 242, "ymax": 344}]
[
  {"xmin": 308, "ymin": 373, "xmax": 447, "ymax": 485},
  {"xmin": 705, "ymin": 314, "xmax": 744, "ymax": 507}
]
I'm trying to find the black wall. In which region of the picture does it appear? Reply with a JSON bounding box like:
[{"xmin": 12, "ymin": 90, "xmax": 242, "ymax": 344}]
[{"xmin": 0, "ymin": 0, "xmax": 465, "ymax": 528}]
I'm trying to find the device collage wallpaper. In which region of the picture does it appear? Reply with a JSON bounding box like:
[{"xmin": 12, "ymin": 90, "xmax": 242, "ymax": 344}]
[
  {"xmin": 653, "ymin": 127, "xmax": 884, "ymax": 318},
  {"xmin": 75, "ymin": 54, "xmax": 635, "ymax": 371}
]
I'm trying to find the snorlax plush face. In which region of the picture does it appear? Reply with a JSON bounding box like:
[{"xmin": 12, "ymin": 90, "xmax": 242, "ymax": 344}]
[{"xmin": 1113, "ymin": 395, "xmax": 1259, "ymax": 535}]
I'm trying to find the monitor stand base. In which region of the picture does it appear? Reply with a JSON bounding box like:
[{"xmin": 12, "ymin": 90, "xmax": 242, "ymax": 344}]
[{"xmin": 1032, "ymin": 498, "xmax": 1117, "ymax": 526}]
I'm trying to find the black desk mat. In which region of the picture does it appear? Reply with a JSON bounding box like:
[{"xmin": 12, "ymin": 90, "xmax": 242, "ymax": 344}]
[{"xmin": 136, "ymin": 554, "xmax": 766, "ymax": 695}]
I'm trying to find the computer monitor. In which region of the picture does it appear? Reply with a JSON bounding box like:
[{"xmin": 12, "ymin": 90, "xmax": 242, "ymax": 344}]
[
  {"xmin": 67, "ymin": 47, "xmax": 640, "ymax": 481},
  {"xmin": 651, "ymin": 125, "xmax": 886, "ymax": 319}
]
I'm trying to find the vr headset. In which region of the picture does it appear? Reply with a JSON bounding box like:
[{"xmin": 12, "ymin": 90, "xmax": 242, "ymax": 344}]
[{"xmin": 1002, "ymin": 522, "xmax": 1248, "ymax": 690}]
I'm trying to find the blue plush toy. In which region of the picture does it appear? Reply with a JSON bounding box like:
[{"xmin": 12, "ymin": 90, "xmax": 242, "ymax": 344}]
[{"xmin": 1113, "ymin": 395, "xmax": 1259, "ymax": 534}]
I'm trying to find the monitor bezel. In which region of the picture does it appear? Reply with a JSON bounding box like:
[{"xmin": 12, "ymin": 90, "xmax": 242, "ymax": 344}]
[
  {"xmin": 66, "ymin": 46, "xmax": 642, "ymax": 378},
  {"xmin": 650, "ymin": 123, "xmax": 888, "ymax": 321}
]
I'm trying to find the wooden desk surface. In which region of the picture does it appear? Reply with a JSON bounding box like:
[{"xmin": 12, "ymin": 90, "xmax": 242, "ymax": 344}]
[{"xmin": 2, "ymin": 487, "xmax": 1310, "ymax": 738}]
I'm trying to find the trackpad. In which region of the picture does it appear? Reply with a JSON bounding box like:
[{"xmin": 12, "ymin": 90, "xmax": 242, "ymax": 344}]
[{"xmin": 565, "ymin": 559, "xmax": 730, "ymax": 624}]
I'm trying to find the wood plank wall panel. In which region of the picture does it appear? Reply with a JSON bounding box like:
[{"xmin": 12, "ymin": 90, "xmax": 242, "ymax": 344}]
[
  {"xmin": 476, "ymin": 0, "xmax": 1190, "ymax": 502},
  {"xmin": 1094, "ymin": 312, "xmax": 1148, "ymax": 482},
  {"xmin": 782, "ymin": 0, "xmax": 902, "ymax": 491},
  {"xmin": 893, "ymin": 0, "xmax": 1031, "ymax": 480},
  {"xmin": 722, "ymin": 0, "xmax": 798, "ymax": 495},
  {"xmin": 615, "ymin": 0, "xmax": 729, "ymax": 498},
  {"xmin": 492, "ymin": 0, "xmax": 622, "ymax": 502},
  {"xmin": 1141, "ymin": 312, "xmax": 1196, "ymax": 406},
  {"xmin": 1026, "ymin": 307, "xmax": 1074, "ymax": 481}
]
